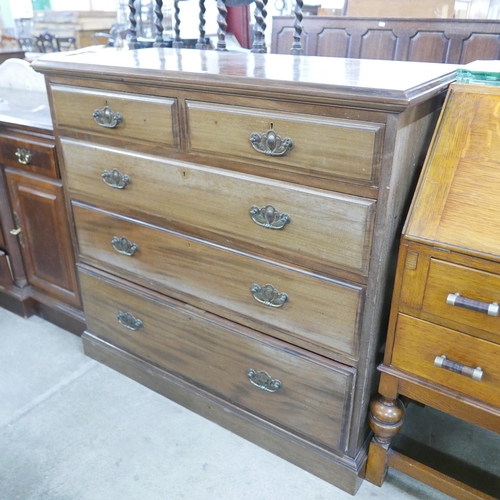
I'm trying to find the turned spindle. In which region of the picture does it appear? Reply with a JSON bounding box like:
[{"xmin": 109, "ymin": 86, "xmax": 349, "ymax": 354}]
[
  {"xmin": 216, "ymin": 0, "xmax": 228, "ymax": 51},
  {"xmin": 196, "ymin": 0, "xmax": 207, "ymax": 49},
  {"xmin": 290, "ymin": 0, "xmax": 303, "ymax": 55},
  {"xmin": 251, "ymin": 0, "xmax": 268, "ymax": 53},
  {"xmin": 173, "ymin": 0, "xmax": 184, "ymax": 48},
  {"xmin": 153, "ymin": 0, "xmax": 167, "ymax": 47},
  {"xmin": 128, "ymin": 0, "xmax": 141, "ymax": 49}
]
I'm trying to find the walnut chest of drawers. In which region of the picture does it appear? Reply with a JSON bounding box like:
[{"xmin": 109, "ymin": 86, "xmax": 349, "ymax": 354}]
[
  {"xmin": 33, "ymin": 49, "xmax": 454, "ymax": 494},
  {"xmin": 366, "ymin": 82, "xmax": 500, "ymax": 498}
]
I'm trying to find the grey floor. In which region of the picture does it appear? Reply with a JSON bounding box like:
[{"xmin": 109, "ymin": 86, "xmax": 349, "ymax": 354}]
[{"xmin": 1, "ymin": 305, "xmax": 493, "ymax": 500}]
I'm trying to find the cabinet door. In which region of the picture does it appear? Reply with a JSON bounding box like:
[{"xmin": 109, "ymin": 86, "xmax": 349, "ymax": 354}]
[{"xmin": 5, "ymin": 168, "xmax": 81, "ymax": 308}]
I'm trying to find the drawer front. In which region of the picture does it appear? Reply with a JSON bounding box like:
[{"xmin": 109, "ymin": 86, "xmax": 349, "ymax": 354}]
[
  {"xmin": 51, "ymin": 85, "xmax": 178, "ymax": 149},
  {"xmin": 392, "ymin": 314, "xmax": 500, "ymax": 408},
  {"xmin": 73, "ymin": 204, "xmax": 363, "ymax": 359},
  {"xmin": 421, "ymin": 259, "xmax": 500, "ymax": 343},
  {"xmin": 79, "ymin": 268, "xmax": 356, "ymax": 452},
  {"xmin": 186, "ymin": 101, "xmax": 383, "ymax": 185},
  {"xmin": 0, "ymin": 135, "xmax": 57, "ymax": 178},
  {"xmin": 62, "ymin": 139, "xmax": 376, "ymax": 275}
]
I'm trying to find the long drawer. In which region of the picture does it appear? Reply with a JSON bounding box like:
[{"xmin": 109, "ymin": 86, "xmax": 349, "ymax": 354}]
[
  {"xmin": 391, "ymin": 314, "xmax": 500, "ymax": 408},
  {"xmin": 61, "ymin": 139, "xmax": 376, "ymax": 276},
  {"xmin": 73, "ymin": 203, "xmax": 363, "ymax": 359},
  {"xmin": 50, "ymin": 85, "xmax": 179, "ymax": 149},
  {"xmin": 186, "ymin": 101, "xmax": 384, "ymax": 185},
  {"xmin": 79, "ymin": 268, "xmax": 356, "ymax": 453}
]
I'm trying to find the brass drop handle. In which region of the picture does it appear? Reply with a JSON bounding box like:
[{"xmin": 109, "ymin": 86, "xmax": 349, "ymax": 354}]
[
  {"xmin": 446, "ymin": 292, "xmax": 499, "ymax": 317},
  {"xmin": 102, "ymin": 168, "xmax": 131, "ymax": 189},
  {"xmin": 250, "ymin": 123, "xmax": 293, "ymax": 156},
  {"xmin": 117, "ymin": 311, "xmax": 143, "ymax": 330},
  {"xmin": 247, "ymin": 369, "xmax": 282, "ymax": 392},
  {"xmin": 251, "ymin": 283, "xmax": 288, "ymax": 308},
  {"xmin": 250, "ymin": 204, "xmax": 291, "ymax": 229},
  {"xmin": 111, "ymin": 236, "xmax": 139, "ymax": 256},
  {"xmin": 9, "ymin": 211, "xmax": 24, "ymax": 248},
  {"xmin": 93, "ymin": 102, "xmax": 123, "ymax": 128},
  {"xmin": 434, "ymin": 355, "xmax": 483, "ymax": 381},
  {"xmin": 15, "ymin": 147, "xmax": 32, "ymax": 165}
]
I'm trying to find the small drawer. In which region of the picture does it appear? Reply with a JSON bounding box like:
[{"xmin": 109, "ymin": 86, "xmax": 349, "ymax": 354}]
[
  {"xmin": 186, "ymin": 101, "xmax": 384, "ymax": 186},
  {"xmin": 79, "ymin": 268, "xmax": 356, "ymax": 452},
  {"xmin": 421, "ymin": 259, "xmax": 500, "ymax": 344},
  {"xmin": 0, "ymin": 250, "xmax": 13, "ymax": 285},
  {"xmin": 0, "ymin": 134, "xmax": 58, "ymax": 178},
  {"xmin": 73, "ymin": 203, "xmax": 363, "ymax": 360},
  {"xmin": 50, "ymin": 85, "xmax": 179, "ymax": 150},
  {"xmin": 62, "ymin": 139, "xmax": 376, "ymax": 276},
  {"xmin": 391, "ymin": 314, "xmax": 500, "ymax": 408}
]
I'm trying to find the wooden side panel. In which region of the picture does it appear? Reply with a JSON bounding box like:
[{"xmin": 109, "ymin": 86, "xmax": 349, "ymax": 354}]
[
  {"xmin": 5, "ymin": 169, "xmax": 81, "ymax": 307},
  {"xmin": 359, "ymin": 30, "xmax": 397, "ymax": 60},
  {"xmin": 80, "ymin": 268, "xmax": 356, "ymax": 453},
  {"xmin": 407, "ymin": 32, "xmax": 449, "ymax": 63},
  {"xmin": 316, "ymin": 28, "xmax": 350, "ymax": 57},
  {"xmin": 461, "ymin": 34, "xmax": 500, "ymax": 64}
]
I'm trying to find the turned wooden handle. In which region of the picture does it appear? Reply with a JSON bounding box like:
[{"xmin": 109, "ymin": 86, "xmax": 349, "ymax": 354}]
[
  {"xmin": 434, "ymin": 355, "xmax": 483, "ymax": 381},
  {"xmin": 446, "ymin": 293, "xmax": 499, "ymax": 316}
]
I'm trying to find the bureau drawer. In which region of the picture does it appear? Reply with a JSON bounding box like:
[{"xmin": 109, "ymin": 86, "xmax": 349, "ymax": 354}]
[
  {"xmin": 0, "ymin": 133, "xmax": 57, "ymax": 178},
  {"xmin": 79, "ymin": 268, "xmax": 356, "ymax": 452},
  {"xmin": 421, "ymin": 259, "xmax": 500, "ymax": 344},
  {"xmin": 391, "ymin": 314, "xmax": 500, "ymax": 408},
  {"xmin": 186, "ymin": 101, "xmax": 383, "ymax": 185},
  {"xmin": 73, "ymin": 203, "xmax": 363, "ymax": 359},
  {"xmin": 50, "ymin": 85, "xmax": 178, "ymax": 149},
  {"xmin": 62, "ymin": 139, "xmax": 376, "ymax": 276}
]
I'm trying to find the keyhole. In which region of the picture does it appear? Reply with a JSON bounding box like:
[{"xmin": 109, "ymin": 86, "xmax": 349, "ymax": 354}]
[
  {"xmin": 270, "ymin": 122, "xmax": 274, "ymax": 130},
  {"xmin": 182, "ymin": 171, "xmax": 187, "ymax": 178}
]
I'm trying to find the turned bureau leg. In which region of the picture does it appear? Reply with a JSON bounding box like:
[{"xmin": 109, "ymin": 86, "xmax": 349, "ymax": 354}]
[{"xmin": 365, "ymin": 393, "xmax": 405, "ymax": 486}]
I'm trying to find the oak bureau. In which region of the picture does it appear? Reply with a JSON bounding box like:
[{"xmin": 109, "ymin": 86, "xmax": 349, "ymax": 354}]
[{"xmin": 33, "ymin": 48, "xmax": 455, "ymax": 494}]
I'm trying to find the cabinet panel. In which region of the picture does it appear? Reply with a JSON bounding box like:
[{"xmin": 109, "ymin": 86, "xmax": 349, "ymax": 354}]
[{"xmin": 5, "ymin": 168, "xmax": 81, "ymax": 307}]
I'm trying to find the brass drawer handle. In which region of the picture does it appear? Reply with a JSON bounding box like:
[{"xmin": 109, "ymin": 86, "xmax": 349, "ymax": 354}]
[
  {"xmin": 250, "ymin": 204, "xmax": 291, "ymax": 229},
  {"xmin": 93, "ymin": 103, "xmax": 123, "ymax": 128},
  {"xmin": 251, "ymin": 283, "xmax": 288, "ymax": 308},
  {"xmin": 250, "ymin": 123, "xmax": 293, "ymax": 157},
  {"xmin": 111, "ymin": 236, "xmax": 139, "ymax": 256},
  {"xmin": 446, "ymin": 292, "xmax": 499, "ymax": 317},
  {"xmin": 102, "ymin": 168, "xmax": 131, "ymax": 189},
  {"xmin": 434, "ymin": 355, "xmax": 483, "ymax": 381},
  {"xmin": 15, "ymin": 147, "xmax": 32, "ymax": 165},
  {"xmin": 9, "ymin": 211, "xmax": 24, "ymax": 248},
  {"xmin": 247, "ymin": 369, "xmax": 282, "ymax": 392},
  {"xmin": 117, "ymin": 311, "xmax": 143, "ymax": 330}
]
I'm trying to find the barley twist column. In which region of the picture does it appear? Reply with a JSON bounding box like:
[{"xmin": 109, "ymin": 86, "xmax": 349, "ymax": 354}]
[
  {"xmin": 251, "ymin": 0, "xmax": 268, "ymax": 53},
  {"xmin": 128, "ymin": 0, "xmax": 141, "ymax": 49},
  {"xmin": 290, "ymin": 0, "xmax": 303, "ymax": 55},
  {"xmin": 153, "ymin": 0, "xmax": 167, "ymax": 47},
  {"xmin": 195, "ymin": 0, "xmax": 207, "ymax": 49},
  {"xmin": 173, "ymin": 0, "xmax": 184, "ymax": 48},
  {"xmin": 216, "ymin": 0, "xmax": 228, "ymax": 51}
]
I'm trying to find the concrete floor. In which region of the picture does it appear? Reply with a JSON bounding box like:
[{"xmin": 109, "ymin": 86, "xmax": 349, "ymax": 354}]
[{"xmin": 0, "ymin": 305, "xmax": 486, "ymax": 500}]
